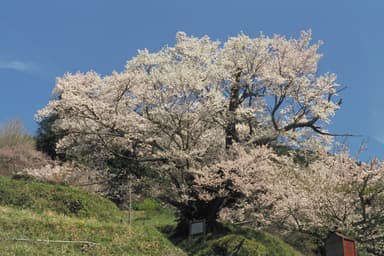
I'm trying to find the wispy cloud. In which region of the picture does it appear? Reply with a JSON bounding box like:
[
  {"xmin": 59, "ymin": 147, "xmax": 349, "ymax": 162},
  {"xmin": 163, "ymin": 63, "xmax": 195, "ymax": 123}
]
[
  {"xmin": 0, "ymin": 60, "xmax": 39, "ymax": 74},
  {"xmin": 374, "ymin": 136, "xmax": 384, "ymax": 145}
]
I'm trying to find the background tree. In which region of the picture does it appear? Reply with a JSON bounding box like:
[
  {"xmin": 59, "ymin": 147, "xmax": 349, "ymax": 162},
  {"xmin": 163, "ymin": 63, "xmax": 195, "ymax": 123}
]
[
  {"xmin": 217, "ymin": 148, "xmax": 384, "ymax": 255},
  {"xmin": 0, "ymin": 120, "xmax": 34, "ymax": 148},
  {"xmin": 35, "ymin": 113, "xmax": 67, "ymax": 160}
]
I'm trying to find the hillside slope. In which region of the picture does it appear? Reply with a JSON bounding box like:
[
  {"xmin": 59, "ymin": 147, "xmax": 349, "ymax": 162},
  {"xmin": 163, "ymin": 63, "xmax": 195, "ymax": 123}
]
[{"xmin": 0, "ymin": 176, "xmax": 304, "ymax": 255}]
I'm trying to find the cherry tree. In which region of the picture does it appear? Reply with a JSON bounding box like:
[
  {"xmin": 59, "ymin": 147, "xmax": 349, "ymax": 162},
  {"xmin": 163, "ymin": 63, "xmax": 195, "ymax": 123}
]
[{"xmin": 37, "ymin": 30, "xmax": 343, "ymax": 234}]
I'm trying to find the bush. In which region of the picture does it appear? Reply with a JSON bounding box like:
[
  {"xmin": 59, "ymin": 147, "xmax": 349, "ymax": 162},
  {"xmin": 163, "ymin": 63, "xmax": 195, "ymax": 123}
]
[{"xmin": 134, "ymin": 198, "xmax": 161, "ymax": 212}]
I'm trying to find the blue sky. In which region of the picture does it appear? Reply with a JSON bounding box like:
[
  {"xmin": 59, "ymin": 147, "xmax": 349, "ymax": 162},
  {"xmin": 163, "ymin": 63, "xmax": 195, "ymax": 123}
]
[{"xmin": 0, "ymin": 0, "xmax": 383, "ymax": 159}]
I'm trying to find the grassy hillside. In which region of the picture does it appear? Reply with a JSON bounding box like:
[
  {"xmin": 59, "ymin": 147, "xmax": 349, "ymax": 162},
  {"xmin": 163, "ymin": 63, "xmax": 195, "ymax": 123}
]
[
  {"xmin": 0, "ymin": 176, "xmax": 304, "ymax": 255},
  {"xmin": 0, "ymin": 176, "xmax": 185, "ymax": 255},
  {"xmin": 0, "ymin": 205, "xmax": 186, "ymax": 256}
]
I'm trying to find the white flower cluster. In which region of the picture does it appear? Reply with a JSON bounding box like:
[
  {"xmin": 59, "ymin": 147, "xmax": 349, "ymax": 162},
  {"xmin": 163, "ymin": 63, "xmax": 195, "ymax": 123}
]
[{"xmin": 20, "ymin": 163, "xmax": 75, "ymax": 183}]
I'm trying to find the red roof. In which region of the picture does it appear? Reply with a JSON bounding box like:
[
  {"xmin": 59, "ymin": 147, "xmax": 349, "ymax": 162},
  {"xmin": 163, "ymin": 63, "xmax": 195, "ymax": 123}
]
[{"xmin": 334, "ymin": 232, "xmax": 356, "ymax": 242}]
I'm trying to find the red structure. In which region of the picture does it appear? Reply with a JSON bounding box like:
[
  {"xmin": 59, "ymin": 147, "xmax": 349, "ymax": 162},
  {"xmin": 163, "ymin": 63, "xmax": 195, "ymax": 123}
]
[{"xmin": 325, "ymin": 232, "xmax": 357, "ymax": 256}]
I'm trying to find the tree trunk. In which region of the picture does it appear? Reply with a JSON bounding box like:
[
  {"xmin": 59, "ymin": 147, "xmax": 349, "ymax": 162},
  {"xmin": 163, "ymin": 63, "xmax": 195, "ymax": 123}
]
[
  {"xmin": 225, "ymin": 84, "xmax": 241, "ymax": 149},
  {"xmin": 174, "ymin": 198, "xmax": 230, "ymax": 237}
]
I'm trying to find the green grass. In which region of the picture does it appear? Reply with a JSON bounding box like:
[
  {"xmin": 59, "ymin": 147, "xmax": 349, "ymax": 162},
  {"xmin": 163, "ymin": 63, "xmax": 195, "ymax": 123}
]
[
  {"xmin": 0, "ymin": 175, "xmax": 124, "ymax": 222},
  {"xmin": 0, "ymin": 205, "xmax": 185, "ymax": 256}
]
